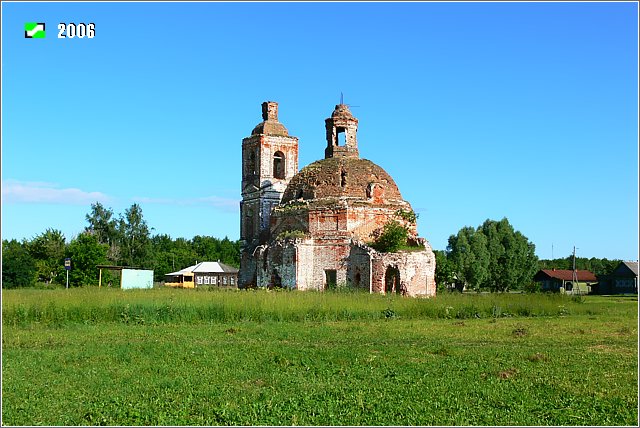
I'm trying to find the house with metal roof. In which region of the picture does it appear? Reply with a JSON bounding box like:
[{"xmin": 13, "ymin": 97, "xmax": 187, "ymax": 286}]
[
  {"xmin": 594, "ymin": 261, "xmax": 638, "ymax": 294},
  {"xmin": 533, "ymin": 269, "xmax": 597, "ymax": 294},
  {"xmin": 165, "ymin": 261, "xmax": 239, "ymax": 289}
]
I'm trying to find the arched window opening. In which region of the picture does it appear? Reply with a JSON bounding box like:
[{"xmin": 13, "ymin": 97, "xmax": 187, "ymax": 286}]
[{"xmin": 273, "ymin": 151, "xmax": 285, "ymax": 179}]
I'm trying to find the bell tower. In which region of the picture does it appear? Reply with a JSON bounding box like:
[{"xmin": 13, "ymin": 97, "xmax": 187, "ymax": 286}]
[
  {"xmin": 325, "ymin": 104, "xmax": 359, "ymax": 159},
  {"xmin": 239, "ymin": 101, "xmax": 299, "ymax": 287}
]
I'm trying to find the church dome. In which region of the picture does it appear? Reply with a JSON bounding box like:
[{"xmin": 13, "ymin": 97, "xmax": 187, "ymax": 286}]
[
  {"xmin": 331, "ymin": 103, "xmax": 356, "ymax": 119},
  {"xmin": 251, "ymin": 121, "xmax": 289, "ymax": 136},
  {"xmin": 281, "ymin": 157, "xmax": 405, "ymax": 205}
]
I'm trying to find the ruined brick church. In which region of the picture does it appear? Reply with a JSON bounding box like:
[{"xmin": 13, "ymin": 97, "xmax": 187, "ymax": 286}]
[{"xmin": 239, "ymin": 101, "xmax": 436, "ymax": 297}]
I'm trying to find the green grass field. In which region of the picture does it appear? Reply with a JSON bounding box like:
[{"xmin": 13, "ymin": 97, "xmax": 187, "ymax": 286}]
[{"xmin": 2, "ymin": 288, "xmax": 638, "ymax": 425}]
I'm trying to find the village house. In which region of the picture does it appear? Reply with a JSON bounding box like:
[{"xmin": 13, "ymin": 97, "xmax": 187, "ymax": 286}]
[
  {"xmin": 165, "ymin": 261, "xmax": 239, "ymax": 289},
  {"xmin": 238, "ymin": 101, "xmax": 436, "ymax": 297},
  {"xmin": 594, "ymin": 261, "xmax": 638, "ymax": 294},
  {"xmin": 533, "ymin": 268, "xmax": 597, "ymax": 294}
]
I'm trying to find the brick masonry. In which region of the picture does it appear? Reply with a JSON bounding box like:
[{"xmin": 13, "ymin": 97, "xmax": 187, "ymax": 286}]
[{"xmin": 239, "ymin": 102, "xmax": 436, "ymax": 297}]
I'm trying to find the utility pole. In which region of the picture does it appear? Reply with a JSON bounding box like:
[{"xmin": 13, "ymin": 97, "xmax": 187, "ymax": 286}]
[{"xmin": 572, "ymin": 246, "xmax": 580, "ymax": 295}]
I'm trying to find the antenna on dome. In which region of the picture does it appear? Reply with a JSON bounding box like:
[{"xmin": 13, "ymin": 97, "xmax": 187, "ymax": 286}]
[{"xmin": 339, "ymin": 92, "xmax": 360, "ymax": 109}]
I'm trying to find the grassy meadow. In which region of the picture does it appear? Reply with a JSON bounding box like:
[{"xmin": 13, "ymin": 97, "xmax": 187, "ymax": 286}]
[{"xmin": 2, "ymin": 287, "xmax": 638, "ymax": 426}]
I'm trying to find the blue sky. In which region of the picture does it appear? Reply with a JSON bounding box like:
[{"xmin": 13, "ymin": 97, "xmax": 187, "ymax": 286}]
[{"xmin": 2, "ymin": 1, "xmax": 638, "ymax": 261}]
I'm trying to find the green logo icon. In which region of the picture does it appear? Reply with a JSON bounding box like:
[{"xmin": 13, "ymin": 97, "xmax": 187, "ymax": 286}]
[{"xmin": 25, "ymin": 22, "xmax": 45, "ymax": 38}]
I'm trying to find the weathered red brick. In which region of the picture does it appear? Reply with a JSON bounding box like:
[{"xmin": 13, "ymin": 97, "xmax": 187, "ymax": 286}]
[{"xmin": 239, "ymin": 102, "xmax": 436, "ymax": 297}]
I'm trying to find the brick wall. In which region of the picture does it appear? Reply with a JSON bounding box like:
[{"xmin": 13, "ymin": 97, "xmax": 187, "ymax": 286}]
[{"xmin": 370, "ymin": 244, "xmax": 436, "ymax": 297}]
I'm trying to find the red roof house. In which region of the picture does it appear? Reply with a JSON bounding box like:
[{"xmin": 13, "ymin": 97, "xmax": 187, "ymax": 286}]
[{"xmin": 533, "ymin": 269, "xmax": 597, "ymax": 293}]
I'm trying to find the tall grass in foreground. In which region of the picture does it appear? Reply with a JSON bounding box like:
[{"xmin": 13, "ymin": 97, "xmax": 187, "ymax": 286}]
[{"xmin": 4, "ymin": 287, "xmax": 631, "ymax": 327}]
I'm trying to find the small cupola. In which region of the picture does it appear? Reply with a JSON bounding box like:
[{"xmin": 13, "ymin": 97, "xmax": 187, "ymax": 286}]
[
  {"xmin": 325, "ymin": 104, "xmax": 359, "ymax": 159},
  {"xmin": 251, "ymin": 101, "xmax": 289, "ymax": 136}
]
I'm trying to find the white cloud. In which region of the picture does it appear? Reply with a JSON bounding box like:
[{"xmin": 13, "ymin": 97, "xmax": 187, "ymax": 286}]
[
  {"xmin": 134, "ymin": 196, "xmax": 180, "ymax": 205},
  {"xmin": 197, "ymin": 196, "xmax": 240, "ymax": 212},
  {"xmin": 2, "ymin": 180, "xmax": 111, "ymax": 205},
  {"xmin": 133, "ymin": 195, "xmax": 239, "ymax": 213}
]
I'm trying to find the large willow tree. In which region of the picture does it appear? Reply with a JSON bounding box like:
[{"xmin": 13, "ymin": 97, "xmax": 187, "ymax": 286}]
[{"xmin": 447, "ymin": 218, "xmax": 538, "ymax": 292}]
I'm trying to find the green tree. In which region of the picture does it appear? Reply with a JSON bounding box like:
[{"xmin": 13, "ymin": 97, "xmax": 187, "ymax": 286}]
[
  {"xmin": 447, "ymin": 226, "xmax": 490, "ymax": 291},
  {"xmin": 172, "ymin": 237, "xmax": 198, "ymax": 271},
  {"xmin": 479, "ymin": 218, "xmax": 538, "ymax": 292},
  {"xmin": 586, "ymin": 257, "xmax": 621, "ymax": 276},
  {"xmin": 218, "ymin": 236, "xmax": 241, "ymax": 267},
  {"xmin": 85, "ymin": 202, "xmax": 119, "ymax": 263},
  {"xmin": 117, "ymin": 203, "xmax": 152, "ymax": 268},
  {"xmin": 149, "ymin": 235, "xmax": 242, "ymax": 282},
  {"xmin": 538, "ymin": 256, "xmax": 621, "ymax": 277},
  {"xmin": 149, "ymin": 234, "xmax": 176, "ymax": 282},
  {"xmin": 447, "ymin": 227, "xmax": 471, "ymax": 286},
  {"xmin": 434, "ymin": 250, "xmax": 455, "ymax": 291},
  {"xmin": 468, "ymin": 230, "xmax": 490, "ymax": 290},
  {"xmin": 447, "ymin": 218, "xmax": 537, "ymax": 292},
  {"xmin": 538, "ymin": 257, "xmax": 571, "ymax": 271},
  {"xmin": 192, "ymin": 235, "xmax": 222, "ymax": 262},
  {"xmin": 2, "ymin": 239, "xmax": 37, "ymax": 288},
  {"xmin": 66, "ymin": 233, "xmax": 109, "ymax": 287},
  {"xmin": 28, "ymin": 228, "xmax": 66, "ymax": 284}
]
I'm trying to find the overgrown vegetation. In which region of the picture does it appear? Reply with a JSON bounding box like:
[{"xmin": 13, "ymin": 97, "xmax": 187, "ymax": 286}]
[
  {"xmin": 394, "ymin": 208, "xmax": 418, "ymax": 224},
  {"xmin": 275, "ymin": 230, "xmax": 307, "ymax": 241},
  {"xmin": 369, "ymin": 220, "xmax": 409, "ymax": 252},
  {"xmin": 2, "ymin": 290, "xmax": 637, "ymax": 426},
  {"xmin": 1, "ymin": 287, "xmax": 625, "ymax": 327}
]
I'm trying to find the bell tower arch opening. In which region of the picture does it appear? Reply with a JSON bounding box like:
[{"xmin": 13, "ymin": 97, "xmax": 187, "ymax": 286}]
[
  {"xmin": 273, "ymin": 151, "xmax": 285, "ymax": 179},
  {"xmin": 337, "ymin": 128, "xmax": 347, "ymax": 146}
]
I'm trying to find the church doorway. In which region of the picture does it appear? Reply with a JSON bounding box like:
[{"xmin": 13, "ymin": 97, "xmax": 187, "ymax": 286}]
[
  {"xmin": 270, "ymin": 269, "xmax": 283, "ymax": 289},
  {"xmin": 325, "ymin": 270, "xmax": 337, "ymax": 289},
  {"xmin": 384, "ymin": 266, "xmax": 401, "ymax": 294}
]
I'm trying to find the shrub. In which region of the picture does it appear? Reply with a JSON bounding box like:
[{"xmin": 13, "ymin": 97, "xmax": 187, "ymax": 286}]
[
  {"xmin": 2, "ymin": 240, "xmax": 37, "ymax": 288},
  {"xmin": 395, "ymin": 209, "xmax": 418, "ymax": 224},
  {"xmin": 524, "ymin": 282, "xmax": 540, "ymax": 293},
  {"xmin": 370, "ymin": 221, "xmax": 408, "ymax": 252}
]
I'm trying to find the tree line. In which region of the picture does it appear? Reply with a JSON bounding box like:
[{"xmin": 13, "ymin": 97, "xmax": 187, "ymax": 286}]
[
  {"xmin": 3, "ymin": 204, "xmax": 622, "ymax": 291},
  {"xmin": 435, "ymin": 217, "xmax": 622, "ymax": 292},
  {"xmin": 2, "ymin": 202, "xmax": 240, "ymax": 288},
  {"xmin": 536, "ymin": 256, "xmax": 620, "ymax": 277}
]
